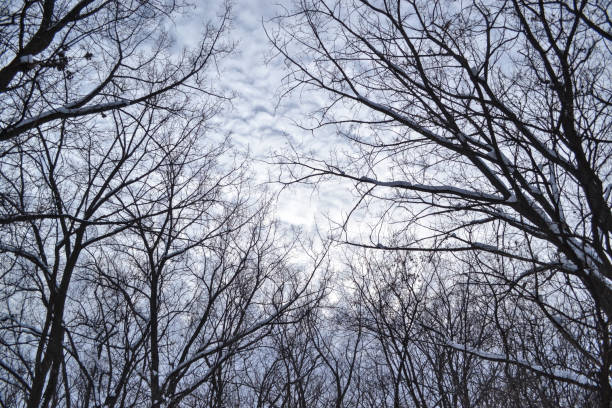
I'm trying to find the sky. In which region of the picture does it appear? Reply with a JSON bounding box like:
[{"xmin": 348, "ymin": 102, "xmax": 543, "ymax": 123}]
[{"xmin": 175, "ymin": 0, "xmax": 355, "ymax": 234}]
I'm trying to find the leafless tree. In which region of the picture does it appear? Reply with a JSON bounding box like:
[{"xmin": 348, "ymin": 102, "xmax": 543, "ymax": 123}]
[
  {"xmin": 0, "ymin": 0, "xmax": 230, "ymax": 143},
  {"xmin": 330, "ymin": 248, "xmax": 595, "ymax": 407},
  {"xmin": 0, "ymin": 2, "xmax": 327, "ymax": 407},
  {"xmin": 0, "ymin": 94, "xmax": 324, "ymax": 407},
  {"xmin": 270, "ymin": 0, "xmax": 611, "ymax": 405},
  {"xmin": 235, "ymin": 291, "xmax": 360, "ymax": 408}
]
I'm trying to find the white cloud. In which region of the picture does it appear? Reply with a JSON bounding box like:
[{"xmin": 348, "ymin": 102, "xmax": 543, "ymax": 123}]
[{"xmin": 170, "ymin": 0, "xmax": 351, "ymax": 231}]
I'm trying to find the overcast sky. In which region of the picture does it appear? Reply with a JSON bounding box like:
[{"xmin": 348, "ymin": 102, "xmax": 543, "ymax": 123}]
[{"xmin": 175, "ymin": 0, "xmax": 354, "ymax": 234}]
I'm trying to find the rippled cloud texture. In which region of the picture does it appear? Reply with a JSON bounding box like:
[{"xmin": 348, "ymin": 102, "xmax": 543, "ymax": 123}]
[{"xmin": 175, "ymin": 0, "xmax": 352, "ymax": 231}]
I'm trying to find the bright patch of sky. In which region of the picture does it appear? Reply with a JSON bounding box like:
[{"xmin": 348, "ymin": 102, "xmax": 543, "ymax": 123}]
[{"xmin": 171, "ymin": 0, "xmax": 353, "ymax": 234}]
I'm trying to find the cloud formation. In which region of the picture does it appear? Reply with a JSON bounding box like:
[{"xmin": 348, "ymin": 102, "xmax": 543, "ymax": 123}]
[{"xmin": 174, "ymin": 0, "xmax": 353, "ymax": 231}]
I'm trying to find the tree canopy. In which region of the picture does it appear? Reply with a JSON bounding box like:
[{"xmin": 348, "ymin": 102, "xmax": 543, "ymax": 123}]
[{"xmin": 1, "ymin": 0, "xmax": 611, "ymax": 407}]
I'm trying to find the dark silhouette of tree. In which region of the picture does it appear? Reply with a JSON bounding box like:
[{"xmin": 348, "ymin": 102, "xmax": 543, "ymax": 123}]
[
  {"xmin": 0, "ymin": 0, "xmax": 228, "ymax": 142},
  {"xmin": 270, "ymin": 0, "xmax": 612, "ymax": 405},
  {"xmin": 0, "ymin": 2, "xmax": 325, "ymax": 407}
]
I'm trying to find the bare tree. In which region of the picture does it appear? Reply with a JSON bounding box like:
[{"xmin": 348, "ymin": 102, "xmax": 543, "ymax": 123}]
[
  {"xmin": 0, "ymin": 2, "xmax": 329, "ymax": 407},
  {"xmin": 0, "ymin": 100, "xmax": 192, "ymax": 407},
  {"xmin": 270, "ymin": 0, "xmax": 611, "ymax": 405},
  {"xmin": 0, "ymin": 1, "xmax": 230, "ymax": 406},
  {"xmin": 235, "ymin": 293, "xmax": 359, "ymax": 408},
  {"xmin": 0, "ymin": 0, "xmax": 232, "ymax": 143},
  {"xmin": 73, "ymin": 189, "xmax": 320, "ymax": 408},
  {"xmin": 0, "ymin": 90, "xmax": 324, "ymax": 407},
  {"xmin": 330, "ymin": 248, "xmax": 595, "ymax": 407}
]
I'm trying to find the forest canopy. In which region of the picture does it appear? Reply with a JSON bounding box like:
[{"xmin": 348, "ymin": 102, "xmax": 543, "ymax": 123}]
[{"xmin": 0, "ymin": 0, "xmax": 610, "ymax": 407}]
